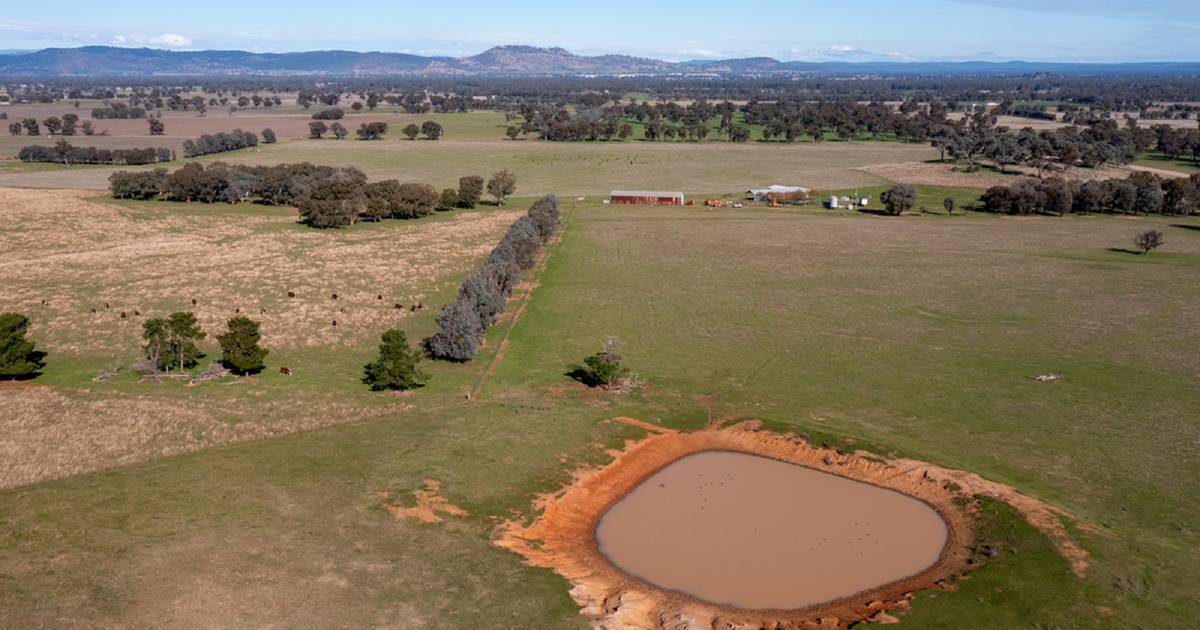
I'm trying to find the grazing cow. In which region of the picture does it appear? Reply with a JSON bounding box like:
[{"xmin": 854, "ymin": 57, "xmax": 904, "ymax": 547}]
[
  {"xmin": 409, "ymin": 305, "xmax": 417, "ymax": 312},
  {"xmin": 134, "ymin": 310, "xmax": 140, "ymax": 316},
  {"xmin": 340, "ymin": 307, "xmax": 346, "ymax": 313},
  {"xmin": 191, "ymin": 298, "xmax": 197, "ymax": 306},
  {"xmin": 260, "ymin": 308, "xmax": 266, "ymax": 314},
  {"xmin": 91, "ymin": 308, "xmax": 96, "ymax": 314},
  {"xmin": 331, "ymin": 320, "xmax": 337, "ymax": 327},
  {"xmin": 287, "ymin": 291, "xmax": 296, "ymax": 298},
  {"xmin": 120, "ymin": 312, "xmax": 127, "ymax": 319},
  {"xmin": 104, "ymin": 302, "xmax": 110, "ymax": 310},
  {"xmin": 394, "ymin": 303, "xmax": 403, "ymax": 310},
  {"xmin": 331, "ymin": 293, "xmax": 339, "ymax": 300},
  {"xmin": 40, "ymin": 300, "xmax": 47, "ymax": 306},
  {"xmin": 417, "ymin": 302, "xmax": 424, "ymax": 310},
  {"xmin": 235, "ymin": 307, "xmax": 241, "ymax": 314},
  {"xmin": 279, "ymin": 367, "xmax": 292, "ymax": 376}
]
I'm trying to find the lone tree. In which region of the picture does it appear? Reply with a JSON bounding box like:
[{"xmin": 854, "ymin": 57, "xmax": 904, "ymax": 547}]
[
  {"xmin": 487, "ymin": 169, "xmax": 517, "ymax": 205},
  {"xmin": 402, "ymin": 123, "xmax": 420, "ymax": 140},
  {"xmin": 0, "ymin": 312, "xmax": 47, "ymax": 379},
  {"xmin": 148, "ymin": 117, "xmax": 165, "ymax": 136},
  {"xmin": 881, "ymin": 184, "xmax": 917, "ymax": 216},
  {"xmin": 330, "ymin": 122, "xmax": 349, "ymax": 140},
  {"xmin": 363, "ymin": 329, "xmax": 428, "ymax": 391},
  {"xmin": 572, "ymin": 337, "xmax": 630, "ymax": 388},
  {"xmin": 1133, "ymin": 230, "xmax": 1164, "ymax": 254},
  {"xmin": 505, "ymin": 126, "xmax": 521, "ymax": 141},
  {"xmin": 356, "ymin": 121, "xmax": 388, "ymax": 140},
  {"xmin": 943, "ymin": 197, "xmax": 956, "ymax": 215},
  {"xmin": 457, "ymin": 175, "xmax": 485, "ymax": 208},
  {"xmin": 308, "ymin": 121, "xmax": 328, "ymax": 139},
  {"xmin": 217, "ymin": 316, "xmax": 269, "ymax": 375},
  {"xmin": 143, "ymin": 312, "xmax": 206, "ymax": 373},
  {"xmin": 420, "ymin": 120, "xmax": 444, "ymax": 140},
  {"xmin": 261, "ymin": 128, "xmax": 277, "ymax": 144}
]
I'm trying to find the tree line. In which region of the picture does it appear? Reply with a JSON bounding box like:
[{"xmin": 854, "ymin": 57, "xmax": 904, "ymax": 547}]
[
  {"xmin": 426, "ymin": 195, "xmax": 561, "ymax": 362},
  {"xmin": 182, "ymin": 129, "xmax": 259, "ymax": 158},
  {"xmin": 109, "ymin": 162, "xmax": 518, "ymax": 227},
  {"xmin": 20, "ymin": 140, "xmax": 171, "ymax": 165},
  {"xmin": 8, "ymin": 114, "xmax": 95, "ymax": 137},
  {"xmin": 980, "ymin": 172, "xmax": 1200, "ymax": 216}
]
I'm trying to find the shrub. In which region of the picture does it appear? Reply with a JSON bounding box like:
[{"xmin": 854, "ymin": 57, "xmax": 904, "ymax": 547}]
[
  {"xmin": 330, "ymin": 122, "xmax": 348, "ymax": 140},
  {"xmin": 1133, "ymin": 230, "xmax": 1164, "ymax": 254},
  {"xmin": 0, "ymin": 313, "xmax": 47, "ymax": 379},
  {"xmin": 261, "ymin": 128, "xmax": 277, "ymax": 144},
  {"xmin": 312, "ymin": 108, "xmax": 345, "ymax": 120},
  {"xmin": 881, "ymin": 184, "xmax": 916, "ymax": 215},
  {"xmin": 571, "ymin": 337, "xmax": 629, "ymax": 388},
  {"xmin": 217, "ymin": 316, "xmax": 269, "ymax": 375},
  {"xmin": 363, "ymin": 329, "xmax": 428, "ymax": 391},
  {"xmin": 426, "ymin": 299, "xmax": 484, "ymax": 362},
  {"xmin": 403, "ymin": 123, "xmax": 420, "ymax": 140},
  {"xmin": 421, "ymin": 120, "xmax": 444, "ymax": 140},
  {"xmin": 457, "ymin": 175, "xmax": 484, "ymax": 208}
]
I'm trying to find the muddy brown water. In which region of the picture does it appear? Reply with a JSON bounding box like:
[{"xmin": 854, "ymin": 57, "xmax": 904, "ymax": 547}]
[{"xmin": 594, "ymin": 450, "xmax": 949, "ymax": 610}]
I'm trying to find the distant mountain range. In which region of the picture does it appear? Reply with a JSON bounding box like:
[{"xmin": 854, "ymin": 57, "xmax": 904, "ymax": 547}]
[{"xmin": 1, "ymin": 45, "xmax": 1198, "ymax": 77}]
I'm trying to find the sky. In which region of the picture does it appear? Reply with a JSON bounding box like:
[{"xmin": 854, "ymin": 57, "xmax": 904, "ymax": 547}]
[{"xmin": 1, "ymin": 0, "xmax": 1199, "ymax": 62}]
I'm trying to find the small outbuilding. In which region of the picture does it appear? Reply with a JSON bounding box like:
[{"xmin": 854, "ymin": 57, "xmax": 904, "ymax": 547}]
[
  {"xmin": 610, "ymin": 191, "xmax": 685, "ymax": 206},
  {"xmin": 748, "ymin": 185, "xmax": 811, "ymax": 203}
]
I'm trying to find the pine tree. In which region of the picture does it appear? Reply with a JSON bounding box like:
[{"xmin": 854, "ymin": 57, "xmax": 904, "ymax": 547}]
[
  {"xmin": 217, "ymin": 316, "xmax": 269, "ymax": 375},
  {"xmin": 0, "ymin": 313, "xmax": 47, "ymax": 379},
  {"xmin": 363, "ymin": 330, "xmax": 428, "ymax": 391}
]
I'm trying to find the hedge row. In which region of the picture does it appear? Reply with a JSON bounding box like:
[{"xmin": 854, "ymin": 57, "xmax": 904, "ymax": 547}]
[{"xmin": 426, "ymin": 195, "xmax": 561, "ymax": 361}]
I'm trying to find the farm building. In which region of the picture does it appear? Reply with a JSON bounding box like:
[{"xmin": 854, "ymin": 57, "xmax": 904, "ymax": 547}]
[
  {"xmin": 748, "ymin": 185, "xmax": 811, "ymax": 203},
  {"xmin": 610, "ymin": 191, "xmax": 685, "ymax": 206}
]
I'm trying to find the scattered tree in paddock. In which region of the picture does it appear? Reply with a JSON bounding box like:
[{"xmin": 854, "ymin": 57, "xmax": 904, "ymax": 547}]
[
  {"xmin": 403, "ymin": 123, "xmax": 420, "ymax": 140},
  {"xmin": 80, "ymin": 120, "xmax": 95, "ymax": 136},
  {"xmin": 217, "ymin": 316, "xmax": 269, "ymax": 375},
  {"xmin": 363, "ymin": 329, "xmax": 428, "ymax": 391},
  {"xmin": 457, "ymin": 175, "xmax": 484, "ymax": 208},
  {"xmin": 42, "ymin": 116, "xmax": 62, "ymax": 135},
  {"xmin": 142, "ymin": 312, "xmax": 206, "ymax": 373},
  {"xmin": 261, "ymin": 128, "xmax": 277, "ymax": 144},
  {"xmin": 22, "ymin": 118, "xmax": 40, "ymax": 135},
  {"xmin": 487, "ymin": 169, "xmax": 517, "ymax": 205},
  {"xmin": 7, "ymin": 122, "xmax": 20, "ymax": 135},
  {"xmin": 309, "ymin": 121, "xmax": 328, "ymax": 139},
  {"xmin": 420, "ymin": 120, "xmax": 444, "ymax": 140},
  {"xmin": 60, "ymin": 113, "xmax": 78, "ymax": 135},
  {"xmin": 881, "ymin": 184, "xmax": 917, "ymax": 216},
  {"xmin": 148, "ymin": 117, "xmax": 165, "ymax": 136},
  {"xmin": 0, "ymin": 313, "xmax": 47, "ymax": 380},
  {"xmin": 1134, "ymin": 230, "xmax": 1165, "ymax": 254},
  {"xmin": 505, "ymin": 126, "xmax": 521, "ymax": 140},
  {"xmin": 438, "ymin": 188, "xmax": 459, "ymax": 211},
  {"xmin": 356, "ymin": 121, "xmax": 388, "ymax": 140},
  {"xmin": 330, "ymin": 122, "xmax": 349, "ymax": 140}
]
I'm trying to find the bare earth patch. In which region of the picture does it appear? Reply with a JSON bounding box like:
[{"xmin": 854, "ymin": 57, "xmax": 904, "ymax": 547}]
[
  {"xmin": 0, "ymin": 187, "xmax": 520, "ymax": 354},
  {"xmin": 382, "ymin": 480, "xmax": 469, "ymax": 524}
]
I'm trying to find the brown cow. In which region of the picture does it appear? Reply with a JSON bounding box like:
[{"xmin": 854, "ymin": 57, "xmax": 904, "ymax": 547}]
[
  {"xmin": 331, "ymin": 293, "xmax": 339, "ymax": 300},
  {"xmin": 394, "ymin": 303, "xmax": 403, "ymax": 310},
  {"xmin": 331, "ymin": 320, "xmax": 337, "ymax": 327},
  {"xmin": 377, "ymin": 294, "xmax": 383, "ymax": 300},
  {"xmin": 120, "ymin": 312, "xmax": 127, "ymax": 319},
  {"xmin": 279, "ymin": 367, "xmax": 293, "ymax": 376},
  {"xmin": 191, "ymin": 298, "xmax": 197, "ymax": 306},
  {"xmin": 287, "ymin": 291, "xmax": 296, "ymax": 298}
]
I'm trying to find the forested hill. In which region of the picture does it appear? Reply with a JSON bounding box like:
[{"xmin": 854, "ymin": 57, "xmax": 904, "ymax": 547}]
[{"xmin": 1, "ymin": 45, "xmax": 1199, "ymax": 77}]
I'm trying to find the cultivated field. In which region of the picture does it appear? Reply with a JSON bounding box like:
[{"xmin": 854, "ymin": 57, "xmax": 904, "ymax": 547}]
[{"xmin": 1, "ymin": 194, "xmax": 1198, "ymax": 627}]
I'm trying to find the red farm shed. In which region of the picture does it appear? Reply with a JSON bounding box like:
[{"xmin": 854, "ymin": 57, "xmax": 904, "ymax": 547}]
[{"xmin": 610, "ymin": 190, "xmax": 685, "ymax": 206}]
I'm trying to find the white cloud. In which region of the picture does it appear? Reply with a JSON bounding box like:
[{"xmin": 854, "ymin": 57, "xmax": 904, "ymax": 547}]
[
  {"xmin": 828, "ymin": 44, "xmax": 857, "ymax": 53},
  {"xmin": 112, "ymin": 32, "xmax": 192, "ymax": 48}
]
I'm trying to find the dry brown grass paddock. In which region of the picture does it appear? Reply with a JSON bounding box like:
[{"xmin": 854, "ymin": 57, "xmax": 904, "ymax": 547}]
[{"xmin": 0, "ymin": 188, "xmax": 519, "ymax": 354}]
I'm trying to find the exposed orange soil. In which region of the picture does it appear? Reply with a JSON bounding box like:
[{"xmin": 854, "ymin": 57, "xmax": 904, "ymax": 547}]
[
  {"xmin": 495, "ymin": 421, "xmax": 981, "ymax": 629},
  {"xmin": 383, "ymin": 480, "xmax": 468, "ymax": 524}
]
